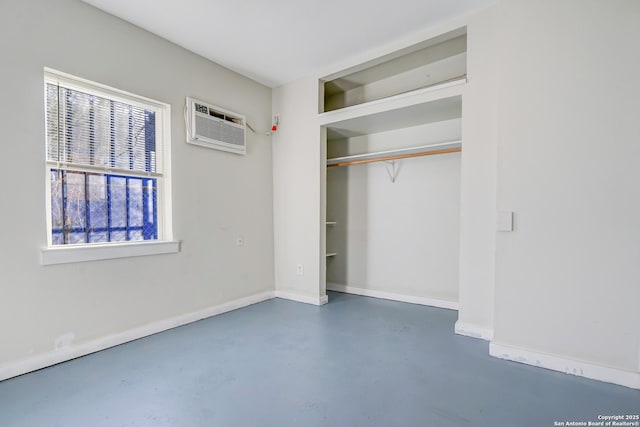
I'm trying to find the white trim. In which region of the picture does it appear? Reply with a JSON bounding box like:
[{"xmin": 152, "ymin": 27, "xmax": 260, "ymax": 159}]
[
  {"xmin": 45, "ymin": 161, "xmax": 163, "ymax": 178},
  {"xmin": 327, "ymin": 282, "xmax": 458, "ymax": 310},
  {"xmin": 159, "ymin": 103, "xmax": 173, "ymax": 240},
  {"xmin": 275, "ymin": 290, "xmax": 329, "ymax": 306},
  {"xmin": 489, "ymin": 341, "xmax": 640, "ymax": 390},
  {"xmin": 41, "ymin": 240, "xmax": 180, "ymax": 265},
  {"xmin": 0, "ymin": 291, "xmax": 275, "ymax": 382},
  {"xmin": 454, "ymin": 321, "xmax": 494, "ymax": 341}
]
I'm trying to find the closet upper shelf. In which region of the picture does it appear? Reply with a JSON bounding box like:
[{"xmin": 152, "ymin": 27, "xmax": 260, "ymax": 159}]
[
  {"xmin": 321, "ymin": 92, "xmax": 462, "ymax": 138},
  {"xmin": 320, "ymin": 26, "xmax": 466, "ymax": 115}
]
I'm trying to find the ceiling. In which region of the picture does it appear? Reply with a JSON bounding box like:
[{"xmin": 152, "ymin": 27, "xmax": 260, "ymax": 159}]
[{"xmin": 82, "ymin": 0, "xmax": 495, "ymax": 88}]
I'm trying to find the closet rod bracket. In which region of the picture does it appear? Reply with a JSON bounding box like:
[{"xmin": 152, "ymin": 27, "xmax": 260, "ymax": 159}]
[{"xmin": 384, "ymin": 160, "xmax": 398, "ymax": 183}]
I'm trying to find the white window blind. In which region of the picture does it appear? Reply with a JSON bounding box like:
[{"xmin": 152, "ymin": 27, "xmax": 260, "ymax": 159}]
[{"xmin": 45, "ymin": 80, "xmax": 163, "ymax": 176}]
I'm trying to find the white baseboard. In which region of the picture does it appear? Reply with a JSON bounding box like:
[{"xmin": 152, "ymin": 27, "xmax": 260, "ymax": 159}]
[
  {"xmin": 0, "ymin": 290, "xmax": 276, "ymax": 382},
  {"xmin": 490, "ymin": 341, "xmax": 640, "ymax": 390},
  {"xmin": 327, "ymin": 282, "xmax": 458, "ymax": 310},
  {"xmin": 454, "ymin": 321, "xmax": 494, "ymax": 341},
  {"xmin": 275, "ymin": 290, "xmax": 328, "ymax": 306}
]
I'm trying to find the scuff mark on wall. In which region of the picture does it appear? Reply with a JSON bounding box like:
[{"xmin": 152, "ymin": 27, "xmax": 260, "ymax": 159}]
[{"xmin": 55, "ymin": 333, "xmax": 75, "ymax": 351}]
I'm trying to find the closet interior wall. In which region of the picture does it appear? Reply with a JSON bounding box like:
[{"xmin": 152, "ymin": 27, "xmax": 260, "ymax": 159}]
[{"xmin": 326, "ymin": 119, "xmax": 462, "ymax": 305}]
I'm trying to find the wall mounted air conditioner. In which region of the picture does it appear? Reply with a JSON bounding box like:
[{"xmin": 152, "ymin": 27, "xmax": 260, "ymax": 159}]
[{"xmin": 186, "ymin": 97, "xmax": 246, "ymax": 155}]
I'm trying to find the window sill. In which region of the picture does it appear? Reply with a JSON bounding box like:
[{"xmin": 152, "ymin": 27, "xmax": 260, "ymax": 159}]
[{"xmin": 41, "ymin": 240, "xmax": 180, "ymax": 265}]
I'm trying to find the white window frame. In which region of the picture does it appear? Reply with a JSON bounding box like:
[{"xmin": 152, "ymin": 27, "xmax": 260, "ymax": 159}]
[{"xmin": 41, "ymin": 68, "xmax": 178, "ymax": 265}]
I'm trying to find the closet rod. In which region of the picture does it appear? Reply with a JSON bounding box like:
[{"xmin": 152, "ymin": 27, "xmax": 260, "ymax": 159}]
[{"xmin": 326, "ymin": 147, "xmax": 461, "ymax": 168}]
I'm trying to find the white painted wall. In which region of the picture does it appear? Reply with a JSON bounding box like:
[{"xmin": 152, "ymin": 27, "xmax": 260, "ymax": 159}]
[
  {"xmin": 492, "ymin": 0, "xmax": 640, "ymax": 375},
  {"xmin": 326, "ymin": 120, "xmax": 461, "ymax": 303},
  {"xmin": 455, "ymin": 5, "xmax": 499, "ymax": 340},
  {"xmin": 0, "ymin": 0, "xmax": 273, "ymax": 372},
  {"xmin": 269, "ymin": 0, "xmax": 640, "ymax": 388},
  {"xmin": 272, "ymin": 78, "xmax": 326, "ymax": 303}
]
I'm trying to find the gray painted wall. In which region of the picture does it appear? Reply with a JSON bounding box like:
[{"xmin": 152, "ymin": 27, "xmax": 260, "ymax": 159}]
[{"xmin": 0, "ymin": 0, "xmax": 274, "ymax": 368}]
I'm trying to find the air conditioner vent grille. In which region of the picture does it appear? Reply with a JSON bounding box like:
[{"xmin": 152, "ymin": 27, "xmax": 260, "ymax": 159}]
[
  {"xmin": 186, "ymin": 97, "xmax": 246, "ymax": 155},
  {"xmin": 194, "ymin": 114, "xmax": 245, "ymax": 147}
]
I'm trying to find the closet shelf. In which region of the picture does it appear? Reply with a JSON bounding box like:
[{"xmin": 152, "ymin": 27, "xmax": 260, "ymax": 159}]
[
  {"xmin": 326, "ymin": 140, "xmax": 461, "ymax": 168},
  {"xmin": 318, "ymin": 77, "xmax": 465, "ymax": 129}
]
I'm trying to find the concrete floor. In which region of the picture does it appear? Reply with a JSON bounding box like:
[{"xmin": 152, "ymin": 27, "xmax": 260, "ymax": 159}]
[{"xmin": 0, "ymin": 292, "xmax": 638, "ymax": 427}]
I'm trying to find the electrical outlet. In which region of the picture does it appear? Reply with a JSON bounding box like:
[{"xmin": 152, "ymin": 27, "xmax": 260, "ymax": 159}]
[
  {"xmin": 296, "ymin": 264, "xmax": 304, "ymax": 276},
  {"xmin": 236, "ymin": 236, "xmax": 244, "ymax": 246}
]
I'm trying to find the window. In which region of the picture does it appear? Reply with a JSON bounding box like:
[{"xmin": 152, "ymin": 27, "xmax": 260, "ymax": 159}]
[{"xmin": 42, "ymin": 69, "xmax": 176, "ymax": 264}]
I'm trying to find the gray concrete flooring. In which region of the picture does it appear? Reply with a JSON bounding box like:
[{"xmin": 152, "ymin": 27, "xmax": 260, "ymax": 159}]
[{"xmin": 0, "ymin": 292, "xmax": 638, "ymax": 426}]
